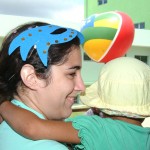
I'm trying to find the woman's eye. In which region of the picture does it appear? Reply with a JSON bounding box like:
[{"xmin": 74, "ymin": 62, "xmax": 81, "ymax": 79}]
[{"xmin": 69, "ymin": 72, "xmax": 76, "ymax": 77}]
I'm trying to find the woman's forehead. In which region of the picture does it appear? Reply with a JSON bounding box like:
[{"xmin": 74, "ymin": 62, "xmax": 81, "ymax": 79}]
[{"xmin": 66, "ymin": 48, "xmax": 82, "ymax": 65}]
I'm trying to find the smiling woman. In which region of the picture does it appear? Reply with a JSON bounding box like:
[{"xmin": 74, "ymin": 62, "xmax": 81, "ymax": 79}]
[{"xmin": 0, "ymin": 21, "xmax": 85, "ymax": 150}]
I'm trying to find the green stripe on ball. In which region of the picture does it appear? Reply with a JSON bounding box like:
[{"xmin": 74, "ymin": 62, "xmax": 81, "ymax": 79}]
[{"xmin": 82, "ymin": 27, "xmax": 117, "ymax": 42}]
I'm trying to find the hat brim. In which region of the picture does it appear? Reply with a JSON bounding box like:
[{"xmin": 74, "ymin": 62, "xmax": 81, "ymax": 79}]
[
  {"xmin": 80, "ymin": 81, "xmax": 150, "ymax": 118},
  {"xmin": 80, "ymin": 81, "xmax": 101, "ymax": 108}
]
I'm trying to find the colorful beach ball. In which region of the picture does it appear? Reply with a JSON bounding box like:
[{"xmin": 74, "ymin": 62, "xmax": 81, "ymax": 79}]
[{"xmin": 81, "ymin": 11, "xmax": 135, "ymax": 63}]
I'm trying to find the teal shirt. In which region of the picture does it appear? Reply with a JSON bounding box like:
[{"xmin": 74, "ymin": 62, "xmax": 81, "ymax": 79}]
[
  {"xmin": 0, "ymin": 100, "xmax": 68, "ymax": 150},
  {"xmin": 67, "ymin": 115, "xmax": 150, "ymax": 150}
]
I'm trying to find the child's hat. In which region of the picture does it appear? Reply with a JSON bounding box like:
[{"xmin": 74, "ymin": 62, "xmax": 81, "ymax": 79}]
[{"xmin": 80, "ymin": 57, "xmax": 150, "ymax": 118}]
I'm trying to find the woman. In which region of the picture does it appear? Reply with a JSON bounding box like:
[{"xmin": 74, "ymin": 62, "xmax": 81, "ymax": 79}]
[{"xmin": 0, "ymin": 21, "xmax": 85, "ymax": 150}]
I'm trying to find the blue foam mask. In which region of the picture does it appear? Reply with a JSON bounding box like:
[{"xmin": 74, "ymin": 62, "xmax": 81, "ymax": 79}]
[{"xmin": 8, "ymin": 24, "xmax": 84, "ymax": 66}]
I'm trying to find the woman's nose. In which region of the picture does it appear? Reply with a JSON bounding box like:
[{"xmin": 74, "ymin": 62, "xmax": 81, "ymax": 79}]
[{"xmin": 74, "ymin": 75, "xmax": 85, "ymax": 92}]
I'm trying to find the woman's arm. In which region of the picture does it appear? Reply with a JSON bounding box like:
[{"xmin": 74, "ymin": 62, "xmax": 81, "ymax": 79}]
[{"xmin": 0, "ymin": 101, "xmax": 80, "ymax": 143}]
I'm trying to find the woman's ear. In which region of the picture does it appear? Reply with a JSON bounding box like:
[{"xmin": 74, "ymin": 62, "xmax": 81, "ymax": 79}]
[{"xmin": 20, "ymin": 64, "xmax": 38, "ymax": 90}]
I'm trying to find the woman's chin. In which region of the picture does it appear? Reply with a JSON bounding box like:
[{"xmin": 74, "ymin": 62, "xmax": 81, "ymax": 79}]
[{"xmin": 64, "ymin": 109, "xmax": 73, "ymax": 119}]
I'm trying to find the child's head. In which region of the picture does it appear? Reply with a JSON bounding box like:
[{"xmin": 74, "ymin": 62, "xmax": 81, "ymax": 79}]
[{"xmin": 80, "ymin": 57, "xmax": 150, "ymax": 119}]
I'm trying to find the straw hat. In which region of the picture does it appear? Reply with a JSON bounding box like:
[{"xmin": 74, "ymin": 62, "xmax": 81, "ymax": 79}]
[{"xmin": 80, "ymin": 57, "xmax": 150, "ymax": 118}]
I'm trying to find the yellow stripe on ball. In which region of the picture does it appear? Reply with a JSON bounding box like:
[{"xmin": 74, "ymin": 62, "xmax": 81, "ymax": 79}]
[
  {"xmin": 83, "ymin": 39, "xmax": 112, "ymax": 61},
  {"xmin": 94, "ymin": 18, "xmax": 120, "ymax": 29}
]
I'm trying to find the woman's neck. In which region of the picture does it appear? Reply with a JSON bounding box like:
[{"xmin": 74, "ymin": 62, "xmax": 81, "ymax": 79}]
[{"xmin": 14, "ymin": 94, "xmax": 48, "ymax": 119}]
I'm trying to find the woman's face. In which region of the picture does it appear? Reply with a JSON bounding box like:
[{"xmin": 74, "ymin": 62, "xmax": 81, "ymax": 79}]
[{"xmin": 36, "ymin": 46, "xmax": 85, "ymax": 120}]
